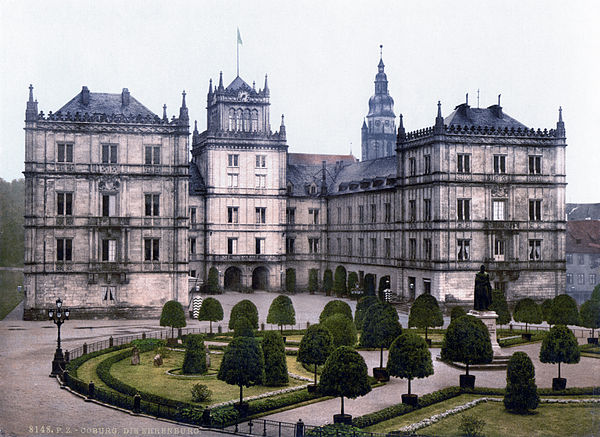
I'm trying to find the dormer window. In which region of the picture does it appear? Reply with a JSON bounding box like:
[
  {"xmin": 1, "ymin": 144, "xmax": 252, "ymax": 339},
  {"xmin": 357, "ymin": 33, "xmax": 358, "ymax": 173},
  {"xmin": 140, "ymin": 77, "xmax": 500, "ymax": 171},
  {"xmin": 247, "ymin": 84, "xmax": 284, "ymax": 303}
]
[
  {"xmin": 309, "ymin": 183, "xmax": 317, "ymax": 195},
  {"xmin": 287, "ymin": 182, "xmax": 293, "ymax": 195}
]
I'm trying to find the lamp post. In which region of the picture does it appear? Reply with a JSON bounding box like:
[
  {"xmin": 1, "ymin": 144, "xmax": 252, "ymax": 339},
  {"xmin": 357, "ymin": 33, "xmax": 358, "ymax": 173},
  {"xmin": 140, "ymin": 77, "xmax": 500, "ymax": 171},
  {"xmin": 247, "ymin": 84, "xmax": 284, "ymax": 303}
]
[{"xmin": 48, "ymin": 298, "xmax": 70, "ymax": 377}]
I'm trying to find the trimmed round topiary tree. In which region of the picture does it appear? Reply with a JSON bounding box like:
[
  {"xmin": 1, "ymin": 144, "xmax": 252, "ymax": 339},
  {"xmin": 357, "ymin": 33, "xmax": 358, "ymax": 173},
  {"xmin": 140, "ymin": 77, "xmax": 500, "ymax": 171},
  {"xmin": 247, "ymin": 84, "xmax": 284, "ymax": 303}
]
[
  {"xmin": 549, "ymin": 295, "xmax": 580, "ymax": 326},
  {"xmin": 354, "ymin": 295, "xmax": 380, "ymax": 330},
  {"xmin": 539, "ymin": 324, "xmax": 581, "ymax": 390},
  {"xmin": 387, "ymin": 330, "xmax": 433, "ymax": 405},
  {"xmin": 347, "ymin": 271, "xmax": 359, "ymax": 293},
  {"xmin": 262, "ymin": 331, "xmax": 288, "ymax": 386},
  {"xmin": 323, "ymin": 269, "xmax": 333, "ymax": 295},
  {"xmin": 285, "ymin": 268, "xmax": 296, "ymax": 294},
  {"xmin": 408, "ymin": 294, "xmax": 443, "ymax": 342},
  {"xmin": 541, "ymin": 299, "xmax": 553, "ymax": 324},
  {"xmin": 503, "ymin": 351, "xmax": 539, "ymax": 414},
  {"xmin": 229, "ymin": 299, "xmax": 259, "ymax": 330},
  {"xmin": 319, "ymin": 346, "xmax": 372, "ymax": 423},
  {"xmin": 580, "ymin": 298, "xmax": 600, "ymax": 342},
  {"xmin": 359, "ymin": 302, "xmax": 402, "ymax": 376},
  {"xmin": 159, "ymin": 300, "xmax": 187, "ymax": 339},
  {"xmin": 267, "ymin": 294, "xmax": 296, "ymax": 334},
  {"xmin": 489, "ymin": 289, "xmax": 511, "ymax": 326},
  {"xmin": 218, "ymin": 336, "xmax": 265, "ymax": 413},
  {"xmin": 233, "ymin": 316, "xmax": 255, "ymax": 338},
  {"xmin": 319, "ymin": 299, "xmax": 353, "ymax": 323},
  {"xmin": 197, "ymin": 297, "xmax": 224, "ymax": 335},
  {"xmin": 513, "ymin": 298, "xmax": 543, "ymax": 333},
  {"xmin": 308, "ymin": 269, "xmax": 319, "ymax": 294},
  {"xmin": 182, "ymin": 334, "xmax": 208, "ymax": 375},
  {"xmin": 207, "ymin": 267, "xmax": 220, "ymax": 294},
  {"xmin": 333, "ymin": 266, "xmax": 348, "ymax": 297},
  {"xmin": 297, "ymin": 324, "xmax": 334, "ymax": 386},
  {"xmin": 441, "ymin": 315, "xmax": 493, "ymax": 388},
  {"xmin": 323, "ymin": 313, "xmax": 357, "ymax": 349},
  {"xmin": 450, "ymin": 306, "xmax": 467, "ymax": 322}
]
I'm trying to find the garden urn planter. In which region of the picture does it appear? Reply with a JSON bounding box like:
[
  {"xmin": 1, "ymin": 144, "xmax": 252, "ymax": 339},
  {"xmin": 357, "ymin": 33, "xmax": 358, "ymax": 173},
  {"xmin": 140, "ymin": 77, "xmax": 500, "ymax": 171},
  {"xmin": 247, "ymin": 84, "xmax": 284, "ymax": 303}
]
[
  {"xmin": 373, "ymin": 367, "xmax": 390, "ymax": 382},
  {"xmin": 402, "ymin": 394, "xmax": 418, "ymax": 407},
  {"xmin": 521, "ymin": 333, "xmax": 532, "ymax": 341},
  {"xmin": 459, "ymin": 374, "xmax": 475, "ymax": 389},
  {"xmin": 333, "ymin": 414, "xmax": 353, "ymax": 425},
  {"xmin": 587, "ymin": 337, "xmax": 598, "ymax": 345},
  {"xmin": 552, "ymin": 377, "xmax": 567, "ymax": 391}
]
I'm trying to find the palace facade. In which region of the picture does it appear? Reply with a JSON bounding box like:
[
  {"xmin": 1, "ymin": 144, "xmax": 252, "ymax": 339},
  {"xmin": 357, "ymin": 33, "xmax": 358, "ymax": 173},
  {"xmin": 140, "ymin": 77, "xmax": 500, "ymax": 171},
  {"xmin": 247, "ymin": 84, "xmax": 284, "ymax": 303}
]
[{"xmin": 23, "ymin": 56, "xmax": 567, "ymax": 319}]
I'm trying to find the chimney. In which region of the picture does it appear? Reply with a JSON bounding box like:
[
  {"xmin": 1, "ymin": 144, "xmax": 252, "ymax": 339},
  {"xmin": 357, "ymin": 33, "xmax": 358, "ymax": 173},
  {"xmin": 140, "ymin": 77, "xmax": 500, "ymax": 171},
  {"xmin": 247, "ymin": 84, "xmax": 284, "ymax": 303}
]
[
  {"xmin": 320, "ymin": 161, "xmax": 327, "ymax": 195},
  {"xmin": 81, "ymin": 86, "xmax": 90, "ymax": 106},
  {"xmin": 121, "ymin": 88, "xmax": 130, "ymax": 106}
]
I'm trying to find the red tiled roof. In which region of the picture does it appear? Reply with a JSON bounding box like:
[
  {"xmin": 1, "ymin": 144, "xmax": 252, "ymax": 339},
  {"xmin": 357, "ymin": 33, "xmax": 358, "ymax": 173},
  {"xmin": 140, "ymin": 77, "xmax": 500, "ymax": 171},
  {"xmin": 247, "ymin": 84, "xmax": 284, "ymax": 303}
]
[
  {"xmin": 567, "ymin": 220, "xmax": 600, "ymax": 253},
  {"xmin": 288, "ymin": 153, "xmax": 358, "ymax": 166}
]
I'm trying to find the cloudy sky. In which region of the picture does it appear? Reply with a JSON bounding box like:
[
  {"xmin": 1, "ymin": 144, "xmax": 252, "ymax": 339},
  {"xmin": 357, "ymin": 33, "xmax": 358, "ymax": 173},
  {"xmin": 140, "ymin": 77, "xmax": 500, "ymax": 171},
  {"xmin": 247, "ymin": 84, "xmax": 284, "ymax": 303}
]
[{"xmin": 1, "ymin": 0, "xmax": 598, "ymax": 202}]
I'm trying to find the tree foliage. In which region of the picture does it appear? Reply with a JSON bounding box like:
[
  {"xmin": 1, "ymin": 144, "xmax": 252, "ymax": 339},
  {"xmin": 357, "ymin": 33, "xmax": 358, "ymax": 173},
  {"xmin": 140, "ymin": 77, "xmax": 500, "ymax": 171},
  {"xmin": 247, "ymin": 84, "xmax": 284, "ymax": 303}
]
[
  {"xmin": 197, "ymin": 297, "xmax": 224, "ymax": 334},
  {"xmin": 233, "ymin": 316, "xmax": 255, "ymax": 338},
  {"xmin": 207, "ymin": 267, "xmax": 220, "ymax": 294},
  {"xmin": 262, "ymin": 331, "xmax": 288, "ymax": 386},
  {"xmin": 387, "ymin": 331, "xmax": 433, "ymax": 395},
  {"xmin": 364, "ymin": 274, "xmax": 376, "ymax": 296},
  {"xmin": 229, "ymin": 299, "xmax": 259, "ymax": 330},
  {"xmin": 322, "ymin": 313, "xmax": 357, "ymax": 349},
  {"xmin": 450, "ymin": 306, "xmax": 467, "ymax": 322},
  {"xmin": 333, "ymin": 266, "xmax": 348, "ymax": 296},
  {"xmin": 359, "ymin": 302, "xmax": 402, "ymax": 368},
  {"xmin": 297, "ymin": 324, "xmax": 334, "ymax": 385},
  {"xmin": 267, "ymin": 294, "xmax": 296, "ymax": 331},
  {"xmin": 539, "ymin": 325, "xmax": 580, "ymax": 370},
  {"xmin": 513, "ymin": 298, "xmax": 542, "ymax": 332},
  {"xmin": 354, "ymin": 295, "xmax": 380, "ymax": 330},
  {"xmin": 408, "ymin": 294, "xmax": 443, "ymax": 340},
  {"xmin": 323, "ymin": 269, "xmax": 333, "ymax": 295},
  {"xmin": 319, "ymin": 346, "xmax": 371, "ymax": 414},
  {"xmin": 541, "ymin": 299, "xmax": 553, "ymax": 323},
  {"xmin": 503, "ymin": 351, "xmax": 539, "ymax": 413},
  {"xmin": 489, "ymin": 290, "xmax": 511, "ymax": 325},
  {"xmin": 347, "ymin": 271, "xmax": 358, "ymax": 292},
  {"xmin": 319, "ymin": 299, "xmax": 353, "ymax": 323},
  {"xmin": 549, "ymin": 295, "xmax": 580, "ymax": 326},
  {"xmin": 440, "ymin": 315, "xmax": 493, "ymax": 375},
  {"xmin": 285, "ymin": 268, "xmax": 296, "ymax": 293},
  {"xmin": 308, "ymin": 269, "xmax": 319, "ymax": 294},
  {"xmin": 0, "ymin": 178, "xmax": 24, "ymax": 267},
  {"xmin": 217, "ymin": 337, "xmax": 264, "ymax": 404},
  {"xmin": 580, "ymin": 299, "xmax": 600, "ymax": 334},
  {"xmin": 182, "ymin": 334, "xmax": 207, "ymax": 375},
  {"xmin": 591, "ymin": 284, "xmax": 600, "ymax": 302},
  {"xmin": 159, "ymin": 300, "xmax": 187, "ymax": 337}
]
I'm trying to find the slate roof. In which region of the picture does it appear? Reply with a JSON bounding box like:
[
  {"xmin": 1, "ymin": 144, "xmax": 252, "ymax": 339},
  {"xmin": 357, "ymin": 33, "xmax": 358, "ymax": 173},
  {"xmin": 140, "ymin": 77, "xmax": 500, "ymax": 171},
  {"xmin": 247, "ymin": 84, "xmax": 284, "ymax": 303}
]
[
  {"xmin": 444, "ymin": 104, "xmax": 527, "ymax": 130},
  {"xmin": 567, "ymin": 221, "xmax": 600, "ymax": 254},
  {"xmin": 330, "ymin": 156, "xmax": 397, "ymax": 194},
  {"xmin": 189, "ymin": 161, "xmax": 205, "ymax": 195},
  {"xmin": 567, "ymin": 203, "xmax": 600, "ymax": 221},
  {"xmin": 288, "ymin": 153, "xmax": 357, "ymax": 166},
  {"xmin": 57, "ymin": 88, "xmax": 157, "ymax": 118},
  {"xmin": 226, "ymin": 76, "xmax": 253, "ymax": 92},
  {"xmin": 286, "ymin": 163, "xmax": 325, "ymax": 196}
]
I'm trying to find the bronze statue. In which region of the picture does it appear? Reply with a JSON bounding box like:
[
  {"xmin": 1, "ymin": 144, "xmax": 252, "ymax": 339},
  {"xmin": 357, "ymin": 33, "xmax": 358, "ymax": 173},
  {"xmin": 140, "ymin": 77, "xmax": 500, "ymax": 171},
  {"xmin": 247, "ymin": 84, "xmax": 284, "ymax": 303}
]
[{"xmin": 474, "ymin": 265, "xmax": 492, "ymax": 311}]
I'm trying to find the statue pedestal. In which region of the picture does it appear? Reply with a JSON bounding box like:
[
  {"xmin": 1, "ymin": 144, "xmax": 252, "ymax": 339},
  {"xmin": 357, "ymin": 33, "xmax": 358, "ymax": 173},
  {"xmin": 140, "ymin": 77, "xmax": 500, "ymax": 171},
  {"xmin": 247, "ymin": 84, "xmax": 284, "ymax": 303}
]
[{"xmin": 468, "ymin": 310, "xmax": 506, "ymax": 357}]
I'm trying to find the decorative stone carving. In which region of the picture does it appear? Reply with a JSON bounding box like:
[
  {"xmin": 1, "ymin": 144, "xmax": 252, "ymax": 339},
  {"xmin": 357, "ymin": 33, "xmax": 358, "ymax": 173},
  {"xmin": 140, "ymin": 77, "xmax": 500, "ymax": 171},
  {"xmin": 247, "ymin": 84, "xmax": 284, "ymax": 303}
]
[
  {"xmin": 491, "ymin": 185, "xmax": 508, "ymax": 197},
  {"xmin": 153, "ymin": 354, "xmax": 163, "ymax": 367},
  {"xmin": 131, "ymin": 346, "xmax": 140, "ymax": 365},
  {"xmin": 98, "ymin": 177, "xmax": 120, "ymax": 192}
]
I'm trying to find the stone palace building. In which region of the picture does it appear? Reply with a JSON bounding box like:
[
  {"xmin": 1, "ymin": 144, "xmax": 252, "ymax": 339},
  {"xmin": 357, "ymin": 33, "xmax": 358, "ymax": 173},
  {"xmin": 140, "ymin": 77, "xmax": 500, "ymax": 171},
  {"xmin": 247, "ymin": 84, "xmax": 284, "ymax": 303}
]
[{"xmin": 22, "ymin": 55, "xmax": 567, "ymax": 319}]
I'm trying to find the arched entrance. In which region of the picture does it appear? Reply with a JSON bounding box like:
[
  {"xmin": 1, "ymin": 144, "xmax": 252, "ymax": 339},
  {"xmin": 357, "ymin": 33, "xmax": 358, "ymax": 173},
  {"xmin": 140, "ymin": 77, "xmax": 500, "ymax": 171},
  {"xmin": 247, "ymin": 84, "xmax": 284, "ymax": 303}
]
[
  {"xmin": 252, "ymin": 266, "xmax": 269, "ymax": 290},
  {"xmin": 224, "ymin": 266, "xmax": 242, "ymax": 290}
]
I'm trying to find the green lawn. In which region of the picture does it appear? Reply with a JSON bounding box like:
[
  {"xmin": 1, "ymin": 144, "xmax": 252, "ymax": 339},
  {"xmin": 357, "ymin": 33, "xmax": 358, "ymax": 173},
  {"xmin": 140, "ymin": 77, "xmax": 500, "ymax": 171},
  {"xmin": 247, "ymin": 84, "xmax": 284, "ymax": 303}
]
[
  {"xmin": 420, "ymin": 401, "xmax": 599, "ymax": 437},
  {"xmin": 109, "ymin": 350, "xmax": 310, "ymax": 406},
  {"xmin": 76, "ymin": 348, "xmax": 130, "ymax": 391},
  {"xmin": 0, "ymin": 270, "xmax": 24, "ymax": 319}
]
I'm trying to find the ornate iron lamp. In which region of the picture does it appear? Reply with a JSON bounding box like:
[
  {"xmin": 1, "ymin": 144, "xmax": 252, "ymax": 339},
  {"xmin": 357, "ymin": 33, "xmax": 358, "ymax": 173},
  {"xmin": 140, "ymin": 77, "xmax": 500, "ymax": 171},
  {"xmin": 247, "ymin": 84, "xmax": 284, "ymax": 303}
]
[{"xmin": 48, "ymin": 298, "xmax": 70, "ymax": 377}]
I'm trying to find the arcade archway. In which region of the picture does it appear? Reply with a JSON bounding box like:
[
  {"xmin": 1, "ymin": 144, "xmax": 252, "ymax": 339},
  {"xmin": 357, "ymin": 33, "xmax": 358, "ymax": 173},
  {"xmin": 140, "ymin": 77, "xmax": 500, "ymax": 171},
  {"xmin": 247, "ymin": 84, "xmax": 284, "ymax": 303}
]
[
  {"xmin": 252, "ymin": 266, "xmax": 269, "ymax": 290},
  {"xmin": 224, "ymin": 266, "xmax": 242, "ymax": 290}
]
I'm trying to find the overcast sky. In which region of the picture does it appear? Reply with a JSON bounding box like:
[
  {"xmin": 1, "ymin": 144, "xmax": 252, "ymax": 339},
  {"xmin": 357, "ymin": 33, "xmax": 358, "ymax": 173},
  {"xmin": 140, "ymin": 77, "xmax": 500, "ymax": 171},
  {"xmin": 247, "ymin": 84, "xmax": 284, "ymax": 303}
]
[{"xmin": 1, "ymin": 0, "xmax": 598, "ymax": 203}]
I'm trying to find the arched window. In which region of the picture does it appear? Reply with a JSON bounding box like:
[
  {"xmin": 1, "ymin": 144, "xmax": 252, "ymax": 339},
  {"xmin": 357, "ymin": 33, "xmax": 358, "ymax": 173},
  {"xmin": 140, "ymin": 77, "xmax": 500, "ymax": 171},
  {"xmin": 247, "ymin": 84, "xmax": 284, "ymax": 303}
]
[
  {"xmin": 243, "ymin": 110, "xmax": 251, "ymax": 131},
  {"xmin": 251, "ymin": 110, "xmax": 258, "ymax": 132},
  {"xmin": 236, "ymin": 109, "xmax": 243, "ymax": 131},
  {"xmin": 228, "ymin": 109, "xmax": 235, "ymax": 131}
]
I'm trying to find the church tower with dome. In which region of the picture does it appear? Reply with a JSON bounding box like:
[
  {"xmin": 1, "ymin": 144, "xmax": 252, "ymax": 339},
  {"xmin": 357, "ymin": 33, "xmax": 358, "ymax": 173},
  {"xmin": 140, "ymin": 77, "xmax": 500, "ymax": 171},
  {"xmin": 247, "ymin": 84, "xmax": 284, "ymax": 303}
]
[{"xmin": 361, "ymin": 46, "xmax": 396, "ymax": 161}]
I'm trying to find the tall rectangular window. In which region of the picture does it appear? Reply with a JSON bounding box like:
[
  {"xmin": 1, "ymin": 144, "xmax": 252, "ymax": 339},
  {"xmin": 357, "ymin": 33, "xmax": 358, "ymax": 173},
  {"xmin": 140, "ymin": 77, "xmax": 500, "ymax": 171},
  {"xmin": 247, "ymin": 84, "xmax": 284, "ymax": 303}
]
[
  {"xmin": 424, "ymin": 199, "xmax": 431, "ymax": 221},
  {"xmin": 227, "ymin": 206, "xmax": 239, "ymax": 224},
  {"xmin": 227, "ymin": 173, "xmax": 239, "ymax": 187},
  {"xmin": 578, "ymin": 254, "xmax": 585, "ymax": 265},
  {"xmin": 528, "ymin": 239, "xmax": 541, "ymax": 261},
  {"xmin": 492, "ymin": 200, "xmax": 505, "ymax": 221},
  {"xmin": 144, "ymin": 194, "xmax": 159, "ymax": 216},
  {"xmin": 493, "ymin": 155, "xmax": 506, "ymax": 174},
  {"xmin": 286, "ymin": 207, "xmax": 296, "ymax": 224},
  {"xmin": 57, "ymin": 143, "xmax": 73, "ymax": 162},
  {"xmin": 577, "ymin": 273, "xmax": 585, "ymax": 285},
  {"xmin": 56, "ymin": 238, "xmax": 72, "ymax": 261},
  {"xmin": 409, "ymin": 200, "xmax": 416, "ymax": 222},
  {"xmin": 228, "ymin": 154, "xmax": 239, "ymax": 167},
  {"xmin": 529, "ymin": 200, "xmax": 542, "ymax": 221},
  {"xmin": 255, "ymin": 174, "xmax": 266, "ymax": 188},
  {"xmin": 337, "ymin": 207, "xmax": 342, "ymax": 224},
  {"xmin": 144, "ymin": 238, "xmax": 159, "ymax": 261},
  {"xmin": 409, "ymin": 238, "xmax": 417, "ymax": 260},
  {"xmin": 145, "ymin": 145, "xmax": 161, "ymax": 165},
  {"xmin": 57, "ymin": 193, "xmax": 73, "ymax": 216},
  {"xmin": 358, "ymin": 238, "xmax": 364, "ymax": 256},
  {"xmin": 370, "ymin": 204, "xmax": 377, "ymax": 223},
  {"xmin": 566, "ymin": 254, "xmax": 573, "ymax": 264},
  {"xmin": 384, "ymin": 203, "xmax": 391, "ymax": 223},
  {"xmin": 309, "ymin": 208, "xmax": 319, "ymax": 224},
  {"xmin": 347, "ymin": 238, "xmax": 353, "ymax": 256},
  {"xmin": 337, "ymin": 237, "xmax": 342, "ymax": 255},
  {"xmin": 102, "ymin": 194, "xmax": 116, "ymax": 217},
  {"xmin": 228, "ymin": 238, "xmax": 238, "ymax": 255},
  {"xmin": 255, "ymin": 207, "xmax": 266, "ymax": 224},
  {"xmin": 424, "ymin": 238, "xmax": 432, "ymax": 260},
  {"xmin": 286, "ymin": 237, "xmax": 295, "ymax": 254},
  {"xmin": 566, "ymin": 273, "xmax": 573, "ymax": 284},
  {"xmin": 358, "ymin": 205, "xmax": 364, "ymax": 223},
  {"xmin": 102, "ymin": 286, "xmax": 116, "ymax": 302},
  {"xmin": 494, "ymin": 237, "xmax": 505, "ymax": 261},
  {"xmin": 102, "ymin": 144, "xmax": 118, "ymax": 164},
  {"xmin": 308, "ymin": 238, "xmax": 319, "ymax": 254},
  {"xmin": 457, "ymin": 199, "xmax": 470, "ymax": 221},
  {"xmin": 384, "ymin": 238, "xmax": 391, "ymax": 258},
  {"xmin": 370, "ymin": 238, "xmax": 377, "ymax": 257},
  {"xmin": 190, "ymin": 207, "xmax": 197, "ymax": 224},
  {"xmin": 409, "ymin": 158, "xmax": 416, "ymax": 176},
  {"xmin": 102, "ymin": 239, "xmax": 117, "ymax": 262},
  {"xmin": 457, "ymin": 154, "xmax": 470, "ymax": 173},
  {"xmin": 529, "ymin": 156, "xmax": 541, "ymax": 174},
  {"xmin": 424, "ymin": 155, "xmax": 431, "ymax": 174},
  {"xmin": 189, "ymin": 238, "xmax": 196, "ymax": 254},
  {"xmin": 347, "ymin": 206, "xmax": 352, "ymax": 223},
  {"xmin": 590, "ymin": 274, "xmax": 597, "ymax": 285},
  {"xmin": 457, "ymin": 239, "xmax": 470, "ymax": 260},
  {"xmin": 255, "ymin": 155, "xmax": 266, "ymax": 168}
]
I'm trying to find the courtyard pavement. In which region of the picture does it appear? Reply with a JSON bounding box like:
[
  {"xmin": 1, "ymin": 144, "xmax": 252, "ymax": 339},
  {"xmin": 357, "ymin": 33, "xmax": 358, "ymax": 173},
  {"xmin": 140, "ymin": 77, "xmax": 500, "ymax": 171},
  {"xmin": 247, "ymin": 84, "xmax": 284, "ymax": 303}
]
[{"xmin": 0, "ymin": 292, "xmax": 598, "ymax": 436}]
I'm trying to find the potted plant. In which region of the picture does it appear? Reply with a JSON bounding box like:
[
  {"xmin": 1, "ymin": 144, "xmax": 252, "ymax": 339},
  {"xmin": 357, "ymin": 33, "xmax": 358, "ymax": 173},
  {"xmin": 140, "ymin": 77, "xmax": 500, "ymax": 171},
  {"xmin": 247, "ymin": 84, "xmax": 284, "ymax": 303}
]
[
  {"xmin": 580, "ymin": 298, "xmax": 600, "ymax": 344},
  {"xmin": 408, "ymin": 294, "xmax": 443, "ymax": 346},
  {"xmin": 539, "ymin": 324, "xmax": 580, "ymax": 390}
]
